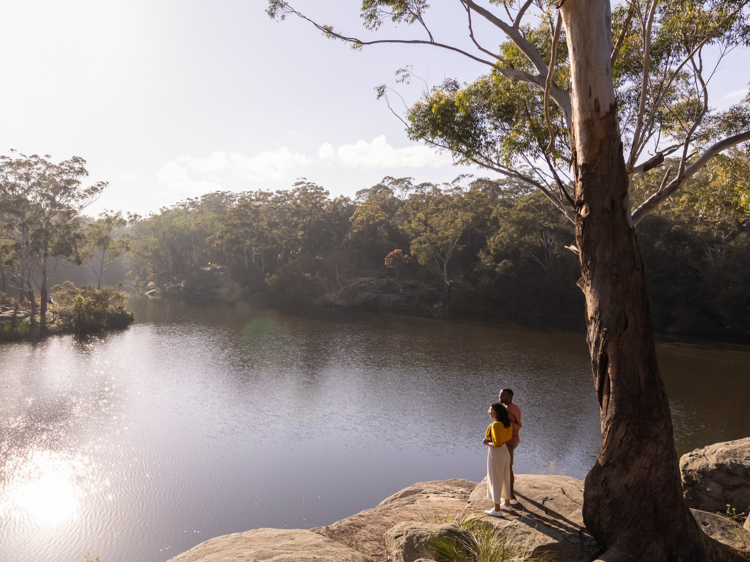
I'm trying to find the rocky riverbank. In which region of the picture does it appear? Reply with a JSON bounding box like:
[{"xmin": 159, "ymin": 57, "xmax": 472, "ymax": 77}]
[{"xmin": 166, "ymin": 438, "xmax": 750, "ymax": 562}]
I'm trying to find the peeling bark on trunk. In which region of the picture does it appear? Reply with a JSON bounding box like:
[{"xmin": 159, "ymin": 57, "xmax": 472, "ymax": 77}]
[{"xmin": 562, "ymin": 1, "xmax": 744, "ymax": 560}]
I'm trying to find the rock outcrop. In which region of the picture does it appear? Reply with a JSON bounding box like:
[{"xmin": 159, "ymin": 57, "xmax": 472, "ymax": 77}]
[
  {"xmin": 680, "ymin": 438, "xmax": 750, "ymax": 514},
  {"xmin": 384, "ymin": 521, "xmax": 473, "ymax": 562},
  {"xmin": 166, "ymin": 528, "xmax": 374, "ymax": 562},
  {"xmin": 312, "ymin": 479, "xmax": 476, "ymax": 560},
  {"xmin": 691, "ymin": 509, "xmax": 750, "ymax": 558},
  {"xmin": 312, "ymin": 278, "xmax": 422, "ymax": 313},
  {"xmin": 164, "ymin": 453, "xmax": 750, "ymax": 562},
  {"xmin": 459, "ymin": 474, "xmax": 599, "ymax": 562},
  {"xmin": 0, "ymin": 305, "xmax": 28, "ymax": 320}
]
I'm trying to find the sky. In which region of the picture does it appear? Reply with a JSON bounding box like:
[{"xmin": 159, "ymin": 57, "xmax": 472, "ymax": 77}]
[{"xmin": 1, "ymin": 0, "xmax": 748, "ymax": 217}]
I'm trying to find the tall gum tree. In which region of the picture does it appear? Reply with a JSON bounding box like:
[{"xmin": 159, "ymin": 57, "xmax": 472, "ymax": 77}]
[
  {"xmin": 268, "ymin": 0, "xmax": 750, "ymax": 559},
  {"xmin": 0, "ymin": 153, "xmax": 104, "ymax": 336}
]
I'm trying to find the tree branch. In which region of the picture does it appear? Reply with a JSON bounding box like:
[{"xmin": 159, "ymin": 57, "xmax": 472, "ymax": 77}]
[
  {"xmin": 461, "ymin": 0, "xmax": 515, "ymax": 68},
  {"xmin": 514, "ymin": 0, "xmax": 535, "ymax": 29},
  {"xmin": 632, "ymin": 130, "xmax": 750, "ymax": 225},
  {"xmin": 465, "ymin": 0, "xmax": 572, "ymax": 126},
  {"xmin": 627, "ymin": 0, "xmax": 658, "ymax": 173},
  {"xmin": 544, "ymin": 14, "xmax": 563, "ymax": 155},
  {"xmin": 631, "ymin": 144, "xmax": 682, "ymax": 174},
  {"xmin": 611, "ymin": 1, "xmax": 635, "ymax": 69}
]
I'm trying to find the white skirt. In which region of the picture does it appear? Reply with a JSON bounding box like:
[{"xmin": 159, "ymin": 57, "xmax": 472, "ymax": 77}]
[{"xmin": 486, "ymin": 444, "xmax": 511, "ymax": 504}]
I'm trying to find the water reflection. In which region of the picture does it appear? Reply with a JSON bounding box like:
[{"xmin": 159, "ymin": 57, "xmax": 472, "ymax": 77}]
[
  {"xmin": 0, "ymin": 299, "xmax": 748, "ymax": 562},
  {"xmin": 0, "ymin": 449, "xmax": 90, "ymax": 525}
]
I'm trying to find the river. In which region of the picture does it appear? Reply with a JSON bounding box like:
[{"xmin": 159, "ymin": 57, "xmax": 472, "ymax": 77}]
[{"xmin": 1, "ymin": 298, "xmax": 749, "ymax": 562}]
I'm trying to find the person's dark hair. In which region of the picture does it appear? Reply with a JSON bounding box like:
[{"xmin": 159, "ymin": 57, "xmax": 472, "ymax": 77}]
[
  {"xmin": 500, "ymin": 388, "xmax": 514, "ymax": 399},
  {"xmin": 490, "ymin": 402, "xmax": 511, "ymax": 428}
]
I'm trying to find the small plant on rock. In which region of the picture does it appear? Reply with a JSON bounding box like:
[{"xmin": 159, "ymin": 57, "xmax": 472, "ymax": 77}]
[{"xmin": 432, "ymin": 520, "xmax": 550, "ymax": 562}]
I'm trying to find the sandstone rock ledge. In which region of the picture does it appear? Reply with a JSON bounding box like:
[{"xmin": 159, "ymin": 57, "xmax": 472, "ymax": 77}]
[
  {"xmin": 166, "ymin": 528, "xmax": 375, "ymax": 562},
  {"xmin": 312, "ymin": 479, "xmax": 476, "ymax": 559},
  {"xmin": 168, "ymin": 463, "xmax": 750, "ymax": 562}
]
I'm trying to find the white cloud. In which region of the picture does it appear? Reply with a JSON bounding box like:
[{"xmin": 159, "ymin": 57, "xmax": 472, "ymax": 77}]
[
  {"xmin": 157, "ymin": 148, "xmax": 311, "ymax": 193},
  {"xmin": 319, "ymin": 142, "xmax": 336, "ymax": 162},
  {"xmin": 156, "ymin": 161, "xmax": 222, "ymax": 194},
  {"xmin": 723, "ymin": 88, "xmax": 749, "ymax": 100},
  {"xmin": 319, "ymin": 135, "xmax": 452, "ymax": 169}
]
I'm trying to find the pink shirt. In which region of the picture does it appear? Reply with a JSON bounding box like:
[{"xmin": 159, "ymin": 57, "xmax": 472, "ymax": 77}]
[{"xmin": 504, "ymin": 402, "xmax": 521, "ymax": 445}]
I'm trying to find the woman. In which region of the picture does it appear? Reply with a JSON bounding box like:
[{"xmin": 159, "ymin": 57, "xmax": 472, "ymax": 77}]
[{"xmin": 482, "ymin": 402, "xmax": 514, "ymax": 517}]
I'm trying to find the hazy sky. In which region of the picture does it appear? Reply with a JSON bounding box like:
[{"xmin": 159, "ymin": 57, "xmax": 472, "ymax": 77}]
[{"xmin": 1, "ymin": 1, "xmax": 747, "ymax": 217}]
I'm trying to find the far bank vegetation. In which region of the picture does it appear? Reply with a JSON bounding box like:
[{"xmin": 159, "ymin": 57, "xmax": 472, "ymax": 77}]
[{"xmin": 123, "ymin": 164, "xmax": 750, "ymax": 340}]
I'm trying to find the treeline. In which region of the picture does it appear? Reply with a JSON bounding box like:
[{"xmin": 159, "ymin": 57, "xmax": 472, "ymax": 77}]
[
  {"xmin": 2, "ymin": 151, "xmax": 748, "ymax": 340},
  {"xmin": 126, "ymin": 165, "xmax": 750, "ymax": 339}
]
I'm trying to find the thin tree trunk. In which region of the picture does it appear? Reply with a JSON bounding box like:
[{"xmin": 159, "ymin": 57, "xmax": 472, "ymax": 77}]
[
  {"xmin": 28, "ymin": 274, "xmax": 36, "ymax": 335},
  {"xmin": 98, "ymin": 249, "xmax": 106, "ymax": 290},
  {"xmin": 40, "ymin": 250, "xmax": 48, "ymax": 336},
  {"xmin": 561, "ymin": 1, "xmax": 743, "ymax": 560}
]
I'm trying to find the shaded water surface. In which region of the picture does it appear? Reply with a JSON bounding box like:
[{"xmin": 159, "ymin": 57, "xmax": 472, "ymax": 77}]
[{"xmin": 1, "ymin": 299, "xmax": 748, "ymax": 562}]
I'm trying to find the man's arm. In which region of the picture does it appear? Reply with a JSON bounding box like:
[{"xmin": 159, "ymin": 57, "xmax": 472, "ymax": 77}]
[{"xmin": 509, "ymin": 405, "xmax": 522, "ymax": 430}]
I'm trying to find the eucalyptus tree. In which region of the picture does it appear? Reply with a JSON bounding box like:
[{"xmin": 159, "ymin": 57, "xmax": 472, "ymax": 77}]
[
  {"xmin": 348, "ymin": 177, "xmax": 418, "ymax": 269},
  {"xmin": 401, "ymin": 184, "xmax": 489, "ymax": 288},
  {"xmin": 82, "ymin": 211, "xmax": 131, "ymax": 290},
  {"xmin": 210, "ymin": 191, "xmax": 274, "ymax": 285},
  {"xmin": 267, "ymin": 1, "xmax": 750, "ymax": 559},
  {"xmin": 0, "ymin": 152, "xmax": 104, "ymax": 335},
  {"xmin": 490, "ymin": 189, "xmax": 574, "ymax": 276}
]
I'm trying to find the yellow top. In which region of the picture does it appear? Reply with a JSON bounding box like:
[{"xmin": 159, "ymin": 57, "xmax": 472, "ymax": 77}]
[{"xmin": 485, "ymin": 421, "xmax": 513, "ymax": 446}]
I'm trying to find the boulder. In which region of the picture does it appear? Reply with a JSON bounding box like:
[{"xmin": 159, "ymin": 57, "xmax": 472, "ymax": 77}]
[
  {"xmin": 745, "ymin": 513, "xmax": 750, "ymax": 532},
  {"xmin": 0, "ymin": 310, "xmax": 28, "ymax": 319},
  {"xmin": 384, "ymin": 521, "xmax": 473, "ymax": 562},
  {"xmin": 680, "ymin": 438, "xmax": 750, "ymax": 514},
  {"xmin": 691, "ymin": 509, "xmax": 750, "ymax": 558},
  {"xmin": 312, "ymin": 479, "xmax": 476, "ymax": 561},
  {"xmin": 459, "ymin": 474, "xmax": 599, "ymax": 561},
  {"xmin": 351, "ymin": 292, "xmax": 380, "ymax": 309},
  {"xmin": 313, "ymin": 294, "xmax": 335, "ymax": 307},
  {"xmin": 216, "ymin": 281, "xmax": 241, "ymax": 302},
  {"xmin": 166, "ymin": 528, "xmax": 373, "ymax": 562}
]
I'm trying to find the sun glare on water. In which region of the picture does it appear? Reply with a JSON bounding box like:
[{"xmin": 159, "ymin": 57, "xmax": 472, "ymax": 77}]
[{"xmin": 0, "ymin": 449, "xmax": 94, "ymax": 526}]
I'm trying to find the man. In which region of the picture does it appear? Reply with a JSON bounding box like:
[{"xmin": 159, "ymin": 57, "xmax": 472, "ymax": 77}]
[{"xmin": 499, "ymin": 388, "xmax": 521, "ymax": 504}]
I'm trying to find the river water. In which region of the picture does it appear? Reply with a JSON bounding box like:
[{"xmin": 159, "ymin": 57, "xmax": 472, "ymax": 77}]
[{"xmin": 1, "ymin": 298, "xmax": 749, "ymax": 562}]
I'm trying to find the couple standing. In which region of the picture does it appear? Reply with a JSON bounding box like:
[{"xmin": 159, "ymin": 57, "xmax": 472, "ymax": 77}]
[{"xmin": 482, "ymin": 388, "xmax": 521, "ymax": 518}]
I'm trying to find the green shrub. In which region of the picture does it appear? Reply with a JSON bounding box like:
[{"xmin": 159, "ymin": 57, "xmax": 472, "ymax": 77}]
[
  {"xmin": 52, "ymin": 281, "xmax": 135, "ymax": 335},
  {"xmin": 0, "ymin": 320, "xmax": 31, "ymax": 341}
]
